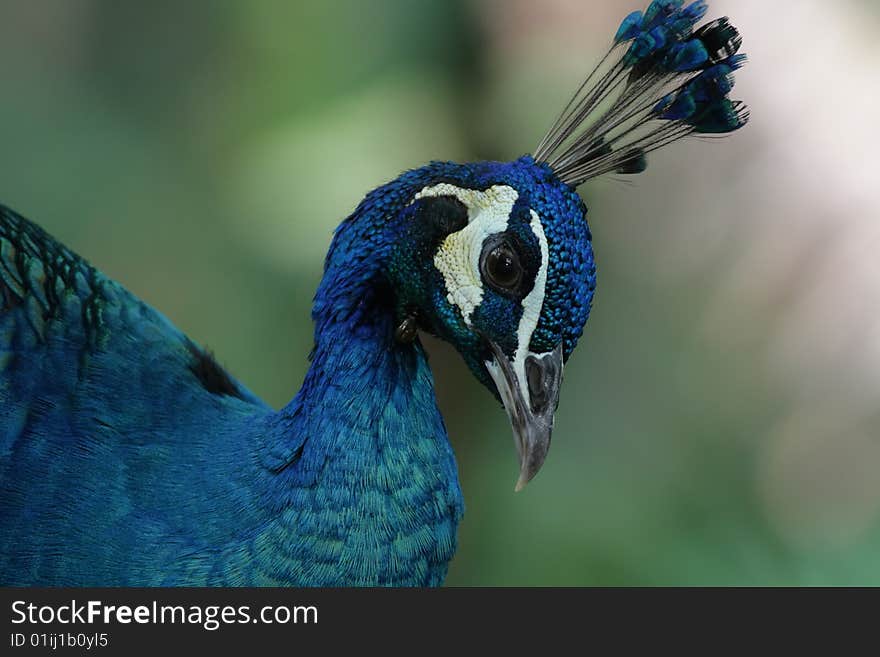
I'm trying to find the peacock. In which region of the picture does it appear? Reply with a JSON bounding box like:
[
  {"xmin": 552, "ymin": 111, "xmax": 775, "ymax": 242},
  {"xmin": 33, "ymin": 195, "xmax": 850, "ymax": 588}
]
[{"xmin": 0, "ymin": 1, "xmax": 747, "ymax": 586}]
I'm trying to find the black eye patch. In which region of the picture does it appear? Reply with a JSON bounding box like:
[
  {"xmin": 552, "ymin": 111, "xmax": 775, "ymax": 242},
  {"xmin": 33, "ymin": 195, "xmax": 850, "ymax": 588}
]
[
  {"xmin": 508, "ymin": 199, "xmax": 535, "ymax": 226},
  {"xmin": 417, "ymin": 195, "xmax": 468, "ymax": 237}
]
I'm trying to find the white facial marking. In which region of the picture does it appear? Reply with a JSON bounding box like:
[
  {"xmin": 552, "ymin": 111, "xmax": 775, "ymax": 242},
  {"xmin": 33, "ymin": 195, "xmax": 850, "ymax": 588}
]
[
  {"xmin": 416, "ymin": 183, "xmax": 519, "ymax": 326},
  {"xmin": 511, "ymin": 211, "xmax": 551, "ymax": 391},
  {"xmin": 415, "ymin": 184, "xmax": 554, "ymax": 387}
]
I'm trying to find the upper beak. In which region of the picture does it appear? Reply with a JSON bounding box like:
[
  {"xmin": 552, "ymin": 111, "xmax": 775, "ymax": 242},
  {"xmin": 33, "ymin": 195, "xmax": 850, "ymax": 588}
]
[{"xmin": 484, "ymin": 340, "xmax": 563, "ymax": 491}]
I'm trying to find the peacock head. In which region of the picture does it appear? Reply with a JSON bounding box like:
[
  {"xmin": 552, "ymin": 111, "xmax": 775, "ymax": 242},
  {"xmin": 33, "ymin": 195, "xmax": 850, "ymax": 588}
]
[
  {"xmin": 343, "ymin": 0, "xmax": 749, "ymax": 490},
  {"xmin": 380, "ymin": 158, "xmax": 592, "ymax": 492}
]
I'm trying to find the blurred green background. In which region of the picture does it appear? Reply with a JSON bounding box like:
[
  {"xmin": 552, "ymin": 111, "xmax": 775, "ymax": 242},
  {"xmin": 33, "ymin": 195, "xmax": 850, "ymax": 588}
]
[{"xmin": 2, "ymin": 0, "xmax": 879, "ymax": 585}]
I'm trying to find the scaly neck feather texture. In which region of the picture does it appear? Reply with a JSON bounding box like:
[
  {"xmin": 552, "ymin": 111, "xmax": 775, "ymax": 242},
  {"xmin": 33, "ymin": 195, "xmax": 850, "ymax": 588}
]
[{"xmin": 261, "ymin": 195, "xmax": 464, "ymax": 586}]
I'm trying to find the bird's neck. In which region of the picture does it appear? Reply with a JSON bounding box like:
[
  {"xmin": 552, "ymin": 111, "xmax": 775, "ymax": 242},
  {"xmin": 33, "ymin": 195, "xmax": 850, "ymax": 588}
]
[
  {"xmin": 264, "ymin": 210, "xmax": 463, "ymax": 585},
  {"xmin": 291, "ymin": 197, "xmax": 420, "ymax": 434}
]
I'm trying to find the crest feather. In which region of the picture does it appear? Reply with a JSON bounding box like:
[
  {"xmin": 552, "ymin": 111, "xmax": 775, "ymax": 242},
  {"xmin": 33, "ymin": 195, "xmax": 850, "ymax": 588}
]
[{"xmin": 534, "ymin": 1, "xmax": 749, "ymax": 188}]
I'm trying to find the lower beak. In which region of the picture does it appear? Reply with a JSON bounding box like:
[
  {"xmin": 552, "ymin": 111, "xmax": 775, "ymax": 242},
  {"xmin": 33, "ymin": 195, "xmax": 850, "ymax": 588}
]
[{"xmin": 484, "ymin": 341, "xmax": 564, "ymax": 491}]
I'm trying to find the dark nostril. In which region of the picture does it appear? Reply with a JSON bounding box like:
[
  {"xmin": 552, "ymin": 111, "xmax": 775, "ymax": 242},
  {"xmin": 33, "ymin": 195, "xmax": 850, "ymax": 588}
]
[{"xmin": 525, "ymin": 355, "xmax": 549, "ymax": 413}]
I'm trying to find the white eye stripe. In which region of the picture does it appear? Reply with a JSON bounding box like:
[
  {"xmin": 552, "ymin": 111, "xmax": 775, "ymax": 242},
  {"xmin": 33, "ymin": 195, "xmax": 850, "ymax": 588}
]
[
  {"xmin": 416, "ymin": 184, "xmax": 549, "ymax": 368},
  {"xmin": 511, "ymin": 211, "xmax": 550, "ymax": 392},
  {"xmin": 414, "ymin": 183, "xmax": 518, "ymax": 225},
  {"xmin": 419, "ymin": 184, "xmax": 519, "ymax": 326}
]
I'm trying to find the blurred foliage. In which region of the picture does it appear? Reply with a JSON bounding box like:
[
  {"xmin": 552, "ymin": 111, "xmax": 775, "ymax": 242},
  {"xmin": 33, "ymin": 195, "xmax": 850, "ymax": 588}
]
[{"xmin": 1, "ymin": 0, "xmax": 879, "ymax": 585}]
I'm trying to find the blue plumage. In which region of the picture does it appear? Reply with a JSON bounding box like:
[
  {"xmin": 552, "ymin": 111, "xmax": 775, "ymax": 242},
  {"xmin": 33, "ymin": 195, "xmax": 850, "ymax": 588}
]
[
  {"xmin": 0, "ymin": 1, "xmax": 747, "ymax": 586},
  {"xmin": 0, "ymin": 200, "xmax": 462, "ymax": 585}
]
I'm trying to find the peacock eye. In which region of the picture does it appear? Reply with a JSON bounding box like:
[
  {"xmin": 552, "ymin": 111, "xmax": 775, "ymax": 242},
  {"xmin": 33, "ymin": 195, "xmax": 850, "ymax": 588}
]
[{"xmin": 483, "ymin": 242, "xmax": 522, "ymax": 292}]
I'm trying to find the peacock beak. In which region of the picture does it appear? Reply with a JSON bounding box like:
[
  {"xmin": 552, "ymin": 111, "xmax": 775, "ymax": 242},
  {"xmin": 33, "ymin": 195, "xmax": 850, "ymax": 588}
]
[{"xmin": 484, "ymin": 341, "xmax": 563, "ymax": 491}]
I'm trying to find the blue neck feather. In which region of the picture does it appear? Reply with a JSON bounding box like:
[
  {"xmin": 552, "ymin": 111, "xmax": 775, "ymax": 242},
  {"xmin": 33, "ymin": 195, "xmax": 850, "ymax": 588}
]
[{"xmin": 259, "ymin": 193, "xmax": 464, "ymax": 586}]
